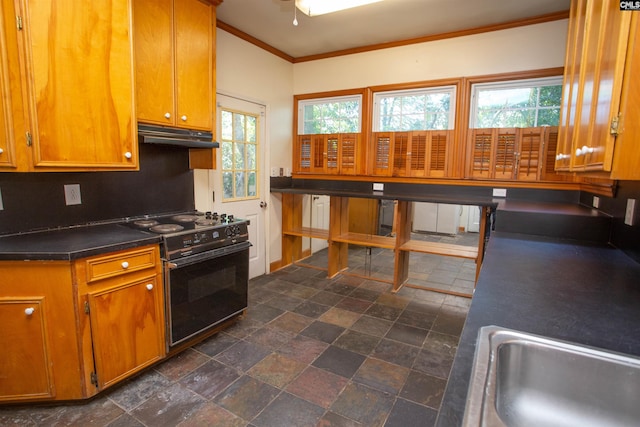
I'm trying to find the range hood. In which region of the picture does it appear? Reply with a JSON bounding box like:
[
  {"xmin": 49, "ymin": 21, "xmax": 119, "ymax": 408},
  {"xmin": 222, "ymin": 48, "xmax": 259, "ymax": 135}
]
[{"xmin": 138, "ymin": 124, "xmax": 219, "ymax": 149}]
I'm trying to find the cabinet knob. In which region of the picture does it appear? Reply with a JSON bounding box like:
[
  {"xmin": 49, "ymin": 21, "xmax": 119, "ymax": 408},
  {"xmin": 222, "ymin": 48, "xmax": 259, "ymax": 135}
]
[
  {"xmin": 121, "ymin": 261, "xmax": 129, "ymax": 269},
  {"xmin": 25, "ymin": 307, "xmax": 35, "ymax": 316},
  {"xmin": 0, "ymin": 148, "xmax": 3, "ymax": 154},
  {"xmin": 164, "ymin": 112, "xmax": 171, "ymax": 119},
  {"xmin": 124, "ymin": 151, "xmax": 132, "ymax": 159},
  {"xmin": 146, "ymin": 284, "xmax": 153, "ymax": 291},
  {"xmin": 181, "ymin": 115, "xmax": 187, "ymax": 122}
]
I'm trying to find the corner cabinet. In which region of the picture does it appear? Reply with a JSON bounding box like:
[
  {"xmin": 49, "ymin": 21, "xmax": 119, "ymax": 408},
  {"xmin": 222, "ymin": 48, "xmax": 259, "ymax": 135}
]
[
  {"xmin": 556, "ymin": 0, "xmax": 640, "ymax": 179},
  {"xmin": 133, "ymin": 0, "xmax": 215, "ymax": 131},
  {"xmin": 13, "ymin": 0, "xmax": 138, "ymax": 171},
  {"xmin": 0, "ymin": 245, "xmax": 165, "ymax": 403}
]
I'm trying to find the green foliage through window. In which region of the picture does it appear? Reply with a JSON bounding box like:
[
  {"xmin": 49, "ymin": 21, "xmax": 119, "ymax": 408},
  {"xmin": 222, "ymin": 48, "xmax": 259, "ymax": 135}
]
[
  {"xmin": 221, "ymin": 110, "xmax": 258, "ymax": 201},
  {"xmin": 299, "ymin": 95, "xmax": 361, "ymax": 134},
  {"xmin": 374, "ymin": 86, "xmax": 456, "ymax": 131},
  {"xmin": 472, "ymin": 78, "xmax": 562, "ymax": 128}
]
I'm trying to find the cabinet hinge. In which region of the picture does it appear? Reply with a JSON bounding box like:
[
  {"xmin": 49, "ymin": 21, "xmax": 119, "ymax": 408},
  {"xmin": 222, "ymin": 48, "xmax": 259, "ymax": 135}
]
[
  {"xmin": 25, "ymin": 131, "xmax": 32, "ymax": 147},
  {"xmin": 16, "ymin": 16, "xmax": 23, "ymax": 30},
  {"xmin": 84, "ymin": 301, "xmax": 90, "ymax": 314},
  {"xmin": 90, "ymin": 372, "xmax": 98, "ymax": 387},
  {"xmin": 610, "ymin": 113, "xmax": 622, "ymax": 136}
]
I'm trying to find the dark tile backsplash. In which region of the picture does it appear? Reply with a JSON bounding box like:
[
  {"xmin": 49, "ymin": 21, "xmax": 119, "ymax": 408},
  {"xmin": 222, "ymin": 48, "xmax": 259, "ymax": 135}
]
[{"xmin": 0, "ymin": 144, "xmax": 195, "ymax": 235}]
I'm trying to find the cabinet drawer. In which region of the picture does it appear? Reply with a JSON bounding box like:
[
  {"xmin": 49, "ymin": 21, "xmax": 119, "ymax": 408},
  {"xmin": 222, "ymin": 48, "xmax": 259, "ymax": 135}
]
[{"xmin": 84, "ymin": 247, "xmax": 158, "ymax": 283}]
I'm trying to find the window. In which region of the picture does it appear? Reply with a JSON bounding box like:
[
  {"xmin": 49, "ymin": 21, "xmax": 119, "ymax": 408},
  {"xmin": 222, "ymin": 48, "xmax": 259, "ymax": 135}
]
[
  {"xmin": 298, "ymin": 95, "xmax": 362, "ymax": 134},
  {"xmin": 373, "ymin": 86, "xmax": 456, "ymax": 131},
  {"xmin": 220, "ymin": 109, "xmax": 259, "ymax": 201},
  {"xmin": 470, "ymin": 77, "xmax": 563, "ymax": 128}
]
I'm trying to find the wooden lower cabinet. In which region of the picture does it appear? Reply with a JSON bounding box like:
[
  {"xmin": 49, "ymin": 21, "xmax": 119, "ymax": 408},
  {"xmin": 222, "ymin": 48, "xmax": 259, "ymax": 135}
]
[{"xmin": 0, "ymin": 245, "xmax": 164, "ymax": 403}]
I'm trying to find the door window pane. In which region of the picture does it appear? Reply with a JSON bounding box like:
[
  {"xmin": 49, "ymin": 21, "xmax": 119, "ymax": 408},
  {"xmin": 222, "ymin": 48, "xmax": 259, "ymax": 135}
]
[{"xmin": 221, "ymin": 109, "xmax": 259, "ymax": 201}]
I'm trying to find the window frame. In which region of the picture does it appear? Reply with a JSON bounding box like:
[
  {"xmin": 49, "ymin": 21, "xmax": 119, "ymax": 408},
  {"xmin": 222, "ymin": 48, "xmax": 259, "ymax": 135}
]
[
  {"xmin": 372, "ymin": 85, "xmax": 457, "ymax": 132},
  {"xmin": 297, "ymin": 94, "xmax": 363, "ymax": 135},
  {"xmin": 469, "ymin": 76, "xmax": 563, "ymax": 129}
]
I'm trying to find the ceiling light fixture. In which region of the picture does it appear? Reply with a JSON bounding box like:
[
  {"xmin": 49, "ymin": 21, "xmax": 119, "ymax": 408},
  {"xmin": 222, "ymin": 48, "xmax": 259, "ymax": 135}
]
[{"xmin": 295, "ymin": 0, "xmax": 383, "ymax": 17}]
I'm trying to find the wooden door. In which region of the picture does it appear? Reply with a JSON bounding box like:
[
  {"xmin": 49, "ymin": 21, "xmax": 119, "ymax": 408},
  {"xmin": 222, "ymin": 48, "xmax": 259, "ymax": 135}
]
[
  {"xmin": 0, "ymin": 299, "xmax": 53, "ymax": 400},
  {"xmin": 175, "ymin": 0, "xmax": 213, "ymax": 130},
  {"xmin": 88, "ymin": 277, "xmax": 165, "ymax": 390},
  {"xmin": 20, "ymin": 0, "xmax": 136, "ymax": 169},
  {"xmin": 0, "ymin": 0, "xmax": 18, "ymax": 168},
  {"xmin": 133, "ymin": 0, "xmax": 175, "ymax": 127}
]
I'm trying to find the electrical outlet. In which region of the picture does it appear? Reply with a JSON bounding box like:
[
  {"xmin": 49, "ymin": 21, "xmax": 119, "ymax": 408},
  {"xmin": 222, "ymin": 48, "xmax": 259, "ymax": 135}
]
[
  {"xmin": 592, "ymin": 196, "xmax": 600, "ymax": 208},
  {"xmin": 492, "ymin": 188, "xmax": 507, "ymax": 197},
  {"xmin": 373, "ymin": 183, "xmax": 384, "ymax": 191},
  {"xmin": 270, "ymin": 167, "xmax": 278, "ymax": 177},
  {"xmin": 285, "ymin": 168, "xmax": 291, "ymax": 177},
  {"xmin": 0, "ymin": 187, "xmax": 3, "ymax": 211},
  {"xmin": 64, "ymin": 184, "xmax": 82, "ymax": 206},
  {"xmin": 625, "ymin": 198, "xmax": 636, "ymax": 226}
]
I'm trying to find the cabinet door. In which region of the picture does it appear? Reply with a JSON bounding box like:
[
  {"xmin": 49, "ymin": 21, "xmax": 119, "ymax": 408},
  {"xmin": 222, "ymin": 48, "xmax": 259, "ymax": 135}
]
[
  {"xmin": 516, "ymin": 128, "xmax": 544, "ymax": 181},
  {"xmin": 309, "ymin": 134, "xmax": 326, "ymax": 174},
  {"xmin": 339, "ymin": 133, "xmax": 359, "ymax": 175},
  {"xmin": 326, "ymin": 134, "xmax": 339, "ymax": 174},
  {"xmin": 468, "ymin": 129, "xmax": 494, "ymax": 179},
  {"xmin": 19, "ymin": 0, "xmax": 137, "ymax": 169},
  {"xmin": 133, "ymin": 0, "xmax": 174, "ymax": 127},
  {"xmin": 87, "ymin": 277, "xmax": 165, "ymax": 389},
  {"xmin": 392, "ymin": 132, "xmax": 409, "ymax": 176},
  {"xmin": 0, "ymin": 0, "xmax": 18, "ymax": 168},
  {"xmin": 0, "ymin": 299, "xmax": 54, "ymax": 400},
  {"xmin": 175, "ymin": 0, "xmax": 213, "ymax": 130},
  {"xmin": 371, "ymin": 132, "xmax": 393, "ymax": 176},
  {"xmin": 296, "ymin": 135, "xmax": 312, "ymax": 173}
]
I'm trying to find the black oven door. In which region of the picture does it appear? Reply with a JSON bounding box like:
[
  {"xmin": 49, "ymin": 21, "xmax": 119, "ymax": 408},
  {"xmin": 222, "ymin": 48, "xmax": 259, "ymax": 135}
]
[{"xmin": 165, "ymin": 241, "xmax": 251, "ymax": 348}]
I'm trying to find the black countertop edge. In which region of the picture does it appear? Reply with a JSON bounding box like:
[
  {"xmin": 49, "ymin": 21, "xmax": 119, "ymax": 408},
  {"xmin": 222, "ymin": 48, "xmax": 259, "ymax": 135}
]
[
  {"xmin": 435, "ymin": 232, "xmax": 640, "ymax": 427},
  {"xmin": 0, "ymin": 224, "xmax": 161, "ymax": 261},
  {"xmin": 270, "ymin": 187, "xmax": 499, "ymax": 208}
]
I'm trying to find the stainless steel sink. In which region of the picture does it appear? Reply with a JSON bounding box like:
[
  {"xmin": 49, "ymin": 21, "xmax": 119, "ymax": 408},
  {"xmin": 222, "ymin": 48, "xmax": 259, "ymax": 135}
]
[{"xmin": 463, "ymin": 326, "xmax": 640, "ymax": 427}]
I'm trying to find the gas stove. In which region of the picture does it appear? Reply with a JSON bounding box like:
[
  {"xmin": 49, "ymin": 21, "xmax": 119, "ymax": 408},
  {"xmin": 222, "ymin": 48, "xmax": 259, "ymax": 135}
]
[{"xmin": 122, "ymin": 212, "xmax": 249, "ymax": 260}]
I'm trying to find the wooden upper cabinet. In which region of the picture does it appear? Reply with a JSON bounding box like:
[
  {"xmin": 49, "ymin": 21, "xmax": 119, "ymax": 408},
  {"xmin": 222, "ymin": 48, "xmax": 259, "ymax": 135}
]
[
  {"xmin": 17, "ymin": 0, "xmax": 137, "ymax": 170},
  {"xmin": 134, "ymin": 0, "xmax": 214, "ymax": 131},
  {"xmin": 468, "ymin": 127, "xmax": 562, "ymax": 181},
  {"xmin": 556, "ymin": 0, "xmax": 640, "ymax": 178},
  {"xmin": 0, "ymin": 0, "xmax": 20, "ymax": 169}
]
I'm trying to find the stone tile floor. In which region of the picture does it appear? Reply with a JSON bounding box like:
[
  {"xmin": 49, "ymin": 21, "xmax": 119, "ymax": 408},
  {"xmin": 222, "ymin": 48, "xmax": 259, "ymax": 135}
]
[{"xmin": 0, "ymin": 240, "xmax": 473, "ymax": 426}]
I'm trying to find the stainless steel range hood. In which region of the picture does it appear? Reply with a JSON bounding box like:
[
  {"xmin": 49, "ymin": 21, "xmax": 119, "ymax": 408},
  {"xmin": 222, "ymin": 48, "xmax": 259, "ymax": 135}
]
[{"xmin": 138, "ymin": 124, "xmax": 219, "ymax": 149}]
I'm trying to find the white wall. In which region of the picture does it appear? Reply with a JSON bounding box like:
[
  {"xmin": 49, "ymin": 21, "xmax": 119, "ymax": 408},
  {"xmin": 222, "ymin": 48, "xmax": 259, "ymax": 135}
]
[
  {"xmin": 293, "ymin": 20, "xmax": 568, "ymax": 93},
  {"xmin": 203, "ymin": 19, "xmax": 568, "ymax": 268},
  {"xmin": 193, "ymin": 29, "xmax": 294, "ymax": 266}
]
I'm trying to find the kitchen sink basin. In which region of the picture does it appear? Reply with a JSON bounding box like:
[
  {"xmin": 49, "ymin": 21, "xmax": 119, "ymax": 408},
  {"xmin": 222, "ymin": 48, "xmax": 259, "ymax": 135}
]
[{"xmin": 463, "ymin": 326, "xmax": 640, "ymax": 427}]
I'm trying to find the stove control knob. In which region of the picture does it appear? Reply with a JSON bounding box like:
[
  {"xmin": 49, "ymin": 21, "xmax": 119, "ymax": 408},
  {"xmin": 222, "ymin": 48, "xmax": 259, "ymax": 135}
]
[
  {"xmin": 225, "ymin": 227, "xmax": 233, "ymax": 237},
  {"xmin": 228, "ymin": 215, "xmax": 234, "ymax": 222}
]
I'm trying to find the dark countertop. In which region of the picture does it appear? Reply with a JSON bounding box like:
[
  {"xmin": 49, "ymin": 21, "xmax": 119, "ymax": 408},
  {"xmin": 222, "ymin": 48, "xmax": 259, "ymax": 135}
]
[
  {"xmin": 436, "ymin": 232, "xmax": 640, "ymax": 426},
  {"xmin": 0, "ymin": 224, "xmax": 161, "ymax": 261},
  {"xmin": 271, "ymin": 186, "xmax": 499, "ymax": 208}
]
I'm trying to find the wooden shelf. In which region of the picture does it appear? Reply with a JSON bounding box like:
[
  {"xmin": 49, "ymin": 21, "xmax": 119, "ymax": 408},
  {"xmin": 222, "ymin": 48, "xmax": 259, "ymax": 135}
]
[
  {"xmin": 331, "ymin": 232, "xmax": 396, "ymax": 249},
  {"xmin": 399, "ymin": 240, "xmax": 478, "ymax": 259},
  {"xmin": 283, "ymin": 227, "xmax": 329, "ymax": 240}
]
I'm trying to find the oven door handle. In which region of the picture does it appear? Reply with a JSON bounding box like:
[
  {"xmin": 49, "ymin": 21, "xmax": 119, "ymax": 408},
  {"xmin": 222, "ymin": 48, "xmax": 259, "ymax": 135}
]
[{"xmin": 166, "ymin": 240, "xmax": 252, "ymax": 269}]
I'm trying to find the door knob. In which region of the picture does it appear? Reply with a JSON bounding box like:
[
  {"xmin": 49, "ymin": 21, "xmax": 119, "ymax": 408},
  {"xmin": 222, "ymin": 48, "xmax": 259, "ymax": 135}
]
[{"xmin": 260, "ymin": 201, "xmax": 267, "ymax": 208}]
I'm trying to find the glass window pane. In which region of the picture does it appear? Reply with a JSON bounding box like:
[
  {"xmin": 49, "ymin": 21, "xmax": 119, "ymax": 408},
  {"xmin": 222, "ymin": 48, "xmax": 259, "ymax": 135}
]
[
  {"xmin": 233, "ymin": 113, "xmax": 245, "ymax": 141},
  {"xmin": 247, "ymin": 144, "xmax": 256, "ymax": 169},
  {"xmin": 538, "ymin": 108, "xmax": 560, "ymax": 126},
  {"xmin": 299, "ymin": 95, "xmax": 361, "ymax": 134},
  {"xmin": 247, "ymin": 172, "xmax": 257, "ymax": 197},
  {"xmin": 235, "ymin": 172, "xmax": 245, "ymax": 198},
  {"xmin": 222, "ymin": 172, "xmax": 233, "ymax": 199},
  {"xmin": 246, "ymin": 116, "xmax": 256, "ymax": 142},
  {"xmin": 222, "ymin": 142, "xmax": 233, "ymax": 170},
  {"xmin": 221, "ymin": 111, "xmax": 233, "ymax": 140},
  {"xmin": 234, "ymin": 143, "xmax": 245, "ymax": 169}
]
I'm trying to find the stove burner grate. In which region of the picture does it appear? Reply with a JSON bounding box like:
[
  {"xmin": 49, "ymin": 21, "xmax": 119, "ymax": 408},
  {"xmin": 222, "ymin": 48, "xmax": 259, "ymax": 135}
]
[{"xmin": 133, "ymin": 219, "xmax": 160, "ymax": 228}]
